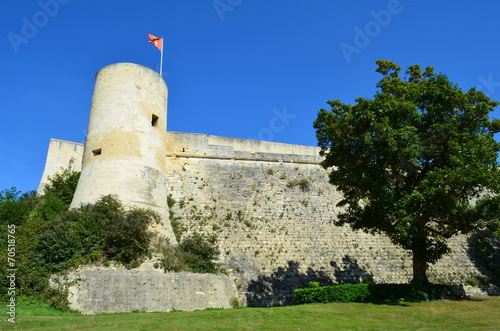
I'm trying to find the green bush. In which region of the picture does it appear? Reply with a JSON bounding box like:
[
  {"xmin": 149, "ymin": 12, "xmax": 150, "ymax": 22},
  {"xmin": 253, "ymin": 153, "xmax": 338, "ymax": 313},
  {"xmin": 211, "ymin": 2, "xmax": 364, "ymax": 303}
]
[
  {"xmin": 33, "ymin": 195, "xmax": 156, "ymax": 270},
  {"xmin": 31, "ymin": 206, "xmax": 106, "ymax": 272},
  {"xmin": 162, "ymin": 233, "xmax": 221, "ymax": 274},
  {"xmin": 367, "ymin": 283, "xmax": 445, "ymax": 302},
  {"xmin": 294, "ymin": 283, "xmax": 450, "ymax": 304},
  {"xmin": 104, "ymin": 206, "xmax": 156, "ymax": 264},
  {"xmin": 2, "ymin": 165, "xmax": 159, "ymax": 308},
  {"xmin": 180, "ymin": 233, "xmax": 220, "ymax": 273},
  {"xmin": 0, "ymin": 168, "xmax": 79, "ymax": 303},
  {"xmin": 287, "ymin": 178, "xmax": 311, "ymax": 192},
  {"xmin": 0, "ymin": 188, "xmax": 37, "ymax": 227},
  {"xmin": 294, "ymin": 284, "xmax": 370, "ymax": 304},
  {"xmin": 0, "ymin": 192, "xmax": 156, "ymax": 305},
  {"xmin": 42, "ymin": 160, "xmax": 80, "ymax": 206}
]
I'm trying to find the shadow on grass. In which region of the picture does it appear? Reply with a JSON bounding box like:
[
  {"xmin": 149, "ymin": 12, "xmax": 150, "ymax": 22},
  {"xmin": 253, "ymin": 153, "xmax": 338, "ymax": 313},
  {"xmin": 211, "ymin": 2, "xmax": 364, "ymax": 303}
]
[{"xmin": 369, "ymin": 300, "xmax": 411, "ymax": 307}]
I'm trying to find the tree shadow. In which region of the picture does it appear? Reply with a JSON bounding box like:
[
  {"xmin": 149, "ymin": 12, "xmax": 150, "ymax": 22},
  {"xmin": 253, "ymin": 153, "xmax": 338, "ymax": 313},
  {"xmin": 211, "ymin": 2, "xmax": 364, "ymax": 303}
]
[
  {"xmin": 466, "ymin": 230, "xmax": 500, "ymax": 288},
  {"xmin": 331, "ymin": 255, "xmax": 373, "ymax": 284},
  {"xmin": 245, "ymin": 255, "xmax": 371, "ymax": 307}
]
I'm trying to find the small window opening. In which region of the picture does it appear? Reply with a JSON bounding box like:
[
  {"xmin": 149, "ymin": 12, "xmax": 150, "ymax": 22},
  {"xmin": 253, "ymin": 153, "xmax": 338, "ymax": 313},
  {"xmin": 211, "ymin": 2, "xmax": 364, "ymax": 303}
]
[
  {"xmin": 151, "ymin": 114, "xmax": 159, "ymax": 127},
  {"xmin": 92, "ymin": 148, "xmax": 102, "ymax": 156}
]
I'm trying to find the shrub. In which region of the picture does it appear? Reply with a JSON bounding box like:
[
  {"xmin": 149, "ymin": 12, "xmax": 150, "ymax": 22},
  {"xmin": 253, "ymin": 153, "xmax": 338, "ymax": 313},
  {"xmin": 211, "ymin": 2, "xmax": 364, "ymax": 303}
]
[
  {"xmin": 170, "ymin": 216, "xmax": 186, "ymax": 242},
  {"xmin": 167, "ymin": 195, "xmax": 176, "ymax": 208},
  {"xmin": 162, "ymin": 245, "xmax": 190, "ymax": 272},
  {"xmin": 230, "ymin": 296, "xmax": 241, "ymax": 308},
  {"xmin": 162, "ymin": 233, "xmax": 221, "ymax": 274},
  {"xmin": 0, "ymin": 167, "xmax": 158, "ymax": 307},
  {"xmin": 308, "ymin": 281, "xmax": 320, "ymax": 288},
  {"xmin": 0, "ymin": 188, "xmax": 38, "ymax": 227},
  {"xmin": 104, "ymin": 206, "xmax": 156, "ymax": 264},
  {"xmin": 294, "ymin": 283, "xmax": 449, "ymax": 305},
  {"xmin": 31, "ymin": 195, "xmax": 156, "ymax": 275},
  {"xmin": 42, "ymin": 159, "xmax": 80, "ymax": 206},
  {"xmin": 287, "ymin": 178, "xmax": 311, "ymax": 192},
  {"xmin": 366, "ymin": 284, "xmax": 445, "ymax": 302},
  {"xmin": 294, "ymin": 284, "xmax": 370, "ymax": 304},
  {"xmin": 179, "ymin": 233, "xmax": 220, "ymax": 273}
]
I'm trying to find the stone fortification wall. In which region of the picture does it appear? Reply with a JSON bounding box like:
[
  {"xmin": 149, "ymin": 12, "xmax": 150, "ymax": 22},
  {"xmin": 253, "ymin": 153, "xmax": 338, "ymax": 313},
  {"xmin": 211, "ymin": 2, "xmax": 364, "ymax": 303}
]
[
  {"xmin": 37, "ymin": 139, "xmax": 84, "ymax": 193},
  {"xmin": 39, "ymin": 132, "xmax": 491, "ymax": 307},
  {"xmin": 163, "ymin": 132, "xmax": 487, "ymax": 306},
  {"xmin": 36, "ymin": 62, "xmax": 497, "ymax": 313},
  {"xmin": 166, "ymin": 131, "xmax": 322, "ymax": 163},
  {"xmin": 52, "ymin": 268, "xmax": 238, "ymax": 314}
]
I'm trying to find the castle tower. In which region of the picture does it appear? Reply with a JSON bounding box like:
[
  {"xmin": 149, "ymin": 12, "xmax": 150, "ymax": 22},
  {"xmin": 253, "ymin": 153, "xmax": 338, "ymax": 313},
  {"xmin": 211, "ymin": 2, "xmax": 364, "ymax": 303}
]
[{"xmin": 70, "ymin": 63, "xmax": 176, "ymax": 243}]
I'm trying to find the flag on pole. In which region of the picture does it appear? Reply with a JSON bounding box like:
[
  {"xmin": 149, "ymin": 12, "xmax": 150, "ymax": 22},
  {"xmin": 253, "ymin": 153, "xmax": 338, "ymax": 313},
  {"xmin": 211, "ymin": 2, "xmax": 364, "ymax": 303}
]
[
  {"xmin": 146, "ymin": 33, "xmax": 164, "ymax": 76},
  {"xmin": 147, "ymin": 33, "xmax": 163, "ymax": 51}
]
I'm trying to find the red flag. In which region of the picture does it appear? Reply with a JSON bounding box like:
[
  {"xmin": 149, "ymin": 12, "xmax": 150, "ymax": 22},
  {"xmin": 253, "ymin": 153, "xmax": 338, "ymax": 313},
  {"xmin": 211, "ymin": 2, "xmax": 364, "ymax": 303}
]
[{"xmin": 147, "ymin": 33, "xmax": 163, "ymax": 51}]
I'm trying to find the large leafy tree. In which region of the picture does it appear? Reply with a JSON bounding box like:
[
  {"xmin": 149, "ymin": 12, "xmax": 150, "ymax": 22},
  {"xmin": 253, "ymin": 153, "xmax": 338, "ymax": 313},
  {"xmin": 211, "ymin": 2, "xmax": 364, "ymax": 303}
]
[{"xmin": 314, "ymin": 60, "xmax": 500, "ymax": 286}]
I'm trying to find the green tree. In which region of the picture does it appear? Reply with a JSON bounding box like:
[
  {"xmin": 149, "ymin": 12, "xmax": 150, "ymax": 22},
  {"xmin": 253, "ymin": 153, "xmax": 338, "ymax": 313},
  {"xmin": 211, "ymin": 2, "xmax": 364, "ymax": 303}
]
[
  {"xmin": 42, "ymin": 159, "xmax": 80, "ymax": 206},
  {"xmin": 313, "ymin": 60, "xmax": 500, "ymax": 286},
  {"xmin": 0, "ymin": 187, "xmax": 37, "ymax": 227}
]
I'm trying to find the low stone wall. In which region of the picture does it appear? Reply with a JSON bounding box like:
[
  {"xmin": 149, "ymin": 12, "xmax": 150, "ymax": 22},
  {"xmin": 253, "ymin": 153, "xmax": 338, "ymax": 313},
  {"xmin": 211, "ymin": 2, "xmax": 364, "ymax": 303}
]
[
  {"xmin": 52, "ymin": 268, "xmax": 238, "ymax": 314},
  {"xmin": 465, "ymin": 285, "xmax": 500, "ymax": 297}
]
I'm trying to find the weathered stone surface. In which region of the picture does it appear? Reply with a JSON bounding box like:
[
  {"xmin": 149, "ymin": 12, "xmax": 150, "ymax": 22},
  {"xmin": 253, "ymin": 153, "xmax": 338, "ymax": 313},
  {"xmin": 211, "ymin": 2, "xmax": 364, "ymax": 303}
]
[
  {"xmin": 37, "ymin": 139, "xmax": 83, "ymax": 193},
  {"xmin": 163, "ymin": 151, "xmax": 498, "ymax": 305},
  {"xmin": 52, "ymin": 268, "xmax": 238, "ymax": 314}
]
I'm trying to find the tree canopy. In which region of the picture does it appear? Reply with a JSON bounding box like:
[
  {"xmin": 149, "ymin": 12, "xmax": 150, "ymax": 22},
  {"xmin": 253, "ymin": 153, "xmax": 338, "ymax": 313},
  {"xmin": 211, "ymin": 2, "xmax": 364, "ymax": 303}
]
[{"xmin": 314, "ymin": 60, "xmax": 500, "ymax": 285}]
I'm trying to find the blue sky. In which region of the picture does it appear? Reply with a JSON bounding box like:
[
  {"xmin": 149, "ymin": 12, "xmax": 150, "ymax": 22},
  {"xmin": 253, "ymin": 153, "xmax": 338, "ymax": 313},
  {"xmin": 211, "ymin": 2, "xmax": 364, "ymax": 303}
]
[{"xmin": 1, "ymin": 0, "xmax": 499, "ymax": 193}]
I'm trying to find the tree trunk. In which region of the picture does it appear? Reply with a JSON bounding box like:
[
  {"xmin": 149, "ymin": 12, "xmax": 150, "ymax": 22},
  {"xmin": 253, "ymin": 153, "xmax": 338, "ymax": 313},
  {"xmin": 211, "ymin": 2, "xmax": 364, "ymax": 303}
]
[{"xmin": 411, "ymin": 248, "xmax": 429, "ymax": 287}]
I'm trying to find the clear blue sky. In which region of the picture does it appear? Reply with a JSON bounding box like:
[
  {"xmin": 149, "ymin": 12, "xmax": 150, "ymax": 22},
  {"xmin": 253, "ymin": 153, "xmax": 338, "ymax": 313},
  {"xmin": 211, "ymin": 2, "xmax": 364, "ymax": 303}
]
[{"xmin": 1, "ymin": 0, "xmax": 499, "ymax": 193}]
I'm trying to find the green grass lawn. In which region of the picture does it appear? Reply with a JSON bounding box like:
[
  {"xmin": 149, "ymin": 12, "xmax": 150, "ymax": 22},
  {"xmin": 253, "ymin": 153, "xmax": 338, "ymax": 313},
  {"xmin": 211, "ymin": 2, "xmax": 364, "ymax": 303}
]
[{"xmin": 2, "ymin": 297, "xmax": 499, "ymax": 330}]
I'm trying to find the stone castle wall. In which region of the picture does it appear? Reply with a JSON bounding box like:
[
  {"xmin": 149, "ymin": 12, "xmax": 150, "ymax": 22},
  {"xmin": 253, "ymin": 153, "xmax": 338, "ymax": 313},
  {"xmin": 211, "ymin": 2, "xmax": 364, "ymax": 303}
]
[
  {"xmin": 161, "ymin": 133, "xmax": 487, "ymax": 306},
  {"xmin": 52, "ymin": 268, "xmax": 238, "ymax": 314},
  {"xmin": 37, "ymin": 62, "xmax": 496, "ymax": 312},
  {"xmin": 39, "ymin": 132, "xmax": 491, "ymax": 307}
]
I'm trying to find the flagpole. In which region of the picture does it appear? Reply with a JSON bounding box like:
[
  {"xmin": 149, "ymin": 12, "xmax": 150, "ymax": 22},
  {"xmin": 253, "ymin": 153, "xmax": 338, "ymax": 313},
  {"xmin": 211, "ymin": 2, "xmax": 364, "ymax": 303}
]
[{"xmin": 159, "ymin": 37, "xmax": 164, "ymax": 77}]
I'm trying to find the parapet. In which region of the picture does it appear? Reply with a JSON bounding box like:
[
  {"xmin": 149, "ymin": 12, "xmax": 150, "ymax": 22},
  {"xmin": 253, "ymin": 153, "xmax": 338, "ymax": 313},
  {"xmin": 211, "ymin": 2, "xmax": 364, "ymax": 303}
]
[{"xmin": 166, "ymin": 132, "xmax": 323, "ymax": 164}]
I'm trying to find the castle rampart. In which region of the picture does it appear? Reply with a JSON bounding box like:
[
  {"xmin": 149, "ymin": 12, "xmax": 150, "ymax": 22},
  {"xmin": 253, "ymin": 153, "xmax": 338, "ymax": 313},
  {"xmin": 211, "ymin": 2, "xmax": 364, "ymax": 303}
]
[
  {"xmin": 38, "ymin": 63, "xmax": 498, "ymax": 312},
  {"xmin": 166, "ymin": 131, "xmax": 322, "ymax": 164}
]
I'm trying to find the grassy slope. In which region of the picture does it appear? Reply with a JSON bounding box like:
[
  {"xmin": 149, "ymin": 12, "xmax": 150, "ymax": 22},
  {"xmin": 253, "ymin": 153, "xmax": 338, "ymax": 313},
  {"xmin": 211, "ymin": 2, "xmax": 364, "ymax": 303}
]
[{"xmin": 1, "ymin": 297, "xmax": 499, "ymax": 330}]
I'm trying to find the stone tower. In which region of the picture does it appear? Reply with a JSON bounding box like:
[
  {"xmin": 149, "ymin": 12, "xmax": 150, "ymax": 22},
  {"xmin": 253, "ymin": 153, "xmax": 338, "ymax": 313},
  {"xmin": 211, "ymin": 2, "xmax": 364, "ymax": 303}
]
[{"xmin": 70, "ymin": 63, "xmax": 176, "ymax": 243}]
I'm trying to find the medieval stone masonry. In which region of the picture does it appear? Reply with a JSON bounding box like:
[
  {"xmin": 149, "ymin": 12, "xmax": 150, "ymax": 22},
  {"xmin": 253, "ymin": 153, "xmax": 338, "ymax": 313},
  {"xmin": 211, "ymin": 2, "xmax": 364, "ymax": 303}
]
[{"xmin": 39, "ymin": 63, "xmax": 495, "ymax": 313}]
